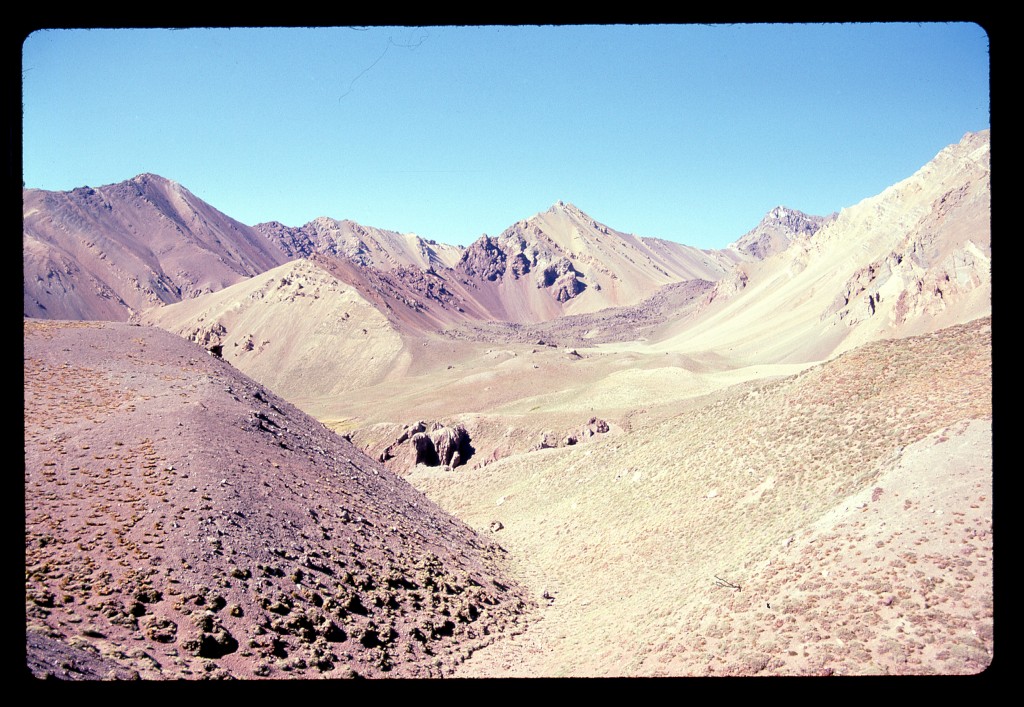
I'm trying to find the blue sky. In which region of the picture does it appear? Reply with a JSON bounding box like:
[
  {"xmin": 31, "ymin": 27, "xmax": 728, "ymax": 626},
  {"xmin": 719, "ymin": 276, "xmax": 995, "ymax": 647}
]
[{"xmin": 22, "ymin": 24, "xmax": 989, "ymax": 249}]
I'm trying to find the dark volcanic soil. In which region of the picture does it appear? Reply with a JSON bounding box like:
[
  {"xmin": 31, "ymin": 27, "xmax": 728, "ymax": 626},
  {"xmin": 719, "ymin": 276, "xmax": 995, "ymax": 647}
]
[{"xmin": 24, "ymin": 319, "xmax": 532, "ymax": 679}]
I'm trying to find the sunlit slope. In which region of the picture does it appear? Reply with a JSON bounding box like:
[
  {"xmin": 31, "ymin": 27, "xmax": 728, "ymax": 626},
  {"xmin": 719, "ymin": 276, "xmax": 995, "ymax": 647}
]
[
  {"xmin": 453, "ymin": 201, "xmax": 747, "ymax": 323},
  {"xmin": 24, "ymin": 173, "xmax": 288, "ymax": 321},
  {"xmin": 142, "ymin": 258, "xmax": 407, "ymax": 404},
  {"xmin": 651, "ymin": 131, "xmax": 990, "ymax": 365},
  {"xmin": 418, "ymin": 317, "xmax": 991, "ymax": 676}
]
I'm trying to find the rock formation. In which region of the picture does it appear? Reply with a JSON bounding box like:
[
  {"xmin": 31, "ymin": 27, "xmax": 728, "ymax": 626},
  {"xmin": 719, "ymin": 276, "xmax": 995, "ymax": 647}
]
[
  {"xmin": 457, "ymin": 235, "xmax": 507, "ymax": 281},
  {"xmin": 379, "ymin": 421, "xmax": 474, "ymax": 470},
  {"xmin": 732, "ymin": 206, "xmax": 836, "ymax": 260}
]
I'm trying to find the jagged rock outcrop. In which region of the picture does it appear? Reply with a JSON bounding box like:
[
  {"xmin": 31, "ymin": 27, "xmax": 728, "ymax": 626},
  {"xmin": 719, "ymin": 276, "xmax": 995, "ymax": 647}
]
[
  {"xmin": 821, "ymin": 136, "xmax": 990, "ymax": 332},
  {"xmin": 410, "ymin": 431, "xmax": 439, "ymax": 467},
  {"xmin": 256, "ymin": 218, "xmax": 463, "ymax": 272},
  {"xmin": 253, "ymin": 221, "xmax": 319, "ymax": 260},
  {"xmin": 536, "ymin": 258, "xmax": 587, "ymax": 302},
  {"xmin": 824, "ymin": 238, "xmax": 989, "ymax": 329},
  {"xmin": 430, "ymin": 424, "xmax": 473, "ymax": 468},
  {"xmin": 532, "ymin": 417, "xmax": 611, "ymax": 451},
  {"xmin": 458, "ymin": 235, "xmax": 507, "ymax": 281},
  {"xmin": 449, "ymin": 202, "xmax": 742, "ymax": 320},
  {"xmin": 184, "ymin": 321, "xmax": 228, "ymax": 350},
  {"xmin": 733, "ymin": 206, "xmax": 836, "ymax": 260},
  {"xmin": 379, "ymin": 421, "xmax": 474, "ymax": 470},
  {"xmin": 702, "ymin": 267, "xmax": 749, "ymax": 307}
]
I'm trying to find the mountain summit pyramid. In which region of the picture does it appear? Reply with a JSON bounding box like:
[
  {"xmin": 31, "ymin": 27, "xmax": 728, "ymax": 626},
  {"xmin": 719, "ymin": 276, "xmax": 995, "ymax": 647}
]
[{"xmin": 24, "ymin": 174, "xmax": 288, "ymax": 320}]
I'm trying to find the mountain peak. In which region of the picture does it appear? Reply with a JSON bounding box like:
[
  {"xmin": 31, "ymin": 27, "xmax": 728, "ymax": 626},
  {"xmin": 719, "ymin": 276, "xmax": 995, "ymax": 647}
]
[
  {"xmin": 733, "ymin": 205, "xmax": 833, "ymax": 260},
  {"xmin": 127, "ymin": 172, "xmax": 186, "ymax": 197},
  {"xmin": 548, "ymin": 200, "xmax": 583, "ymax": 216},
  {"xmin": 130, "ymin": 172, "xmax": 173, "ymax": 186}
]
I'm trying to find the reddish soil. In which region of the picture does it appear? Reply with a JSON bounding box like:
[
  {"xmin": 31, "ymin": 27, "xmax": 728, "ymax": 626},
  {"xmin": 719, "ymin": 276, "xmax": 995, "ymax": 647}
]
[{"xmin": 24, "ymin": 320, "xmax": 532, "ymax": 679}]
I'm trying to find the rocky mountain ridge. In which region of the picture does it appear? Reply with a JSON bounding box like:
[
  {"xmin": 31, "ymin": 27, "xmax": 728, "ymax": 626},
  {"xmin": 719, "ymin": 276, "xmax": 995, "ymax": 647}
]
[
  {"xmin": 658, "ymin": 130, "xmax": 991, "ymax": 364},
  {"xmin": 448, "ymin": 200, "xmax": 746, "ymax": 320},
  {"xmin": 731, "ymin": 205, "xmax": 837, "ymax": 259},
  {"xmin": 255, "ymin": 217, "xmax": 463, "ymax": 272},
  {"xmin": 24, "ymin": 174, "xmax": 289, "ymax": 321},
  {"xmin": 26, "ymin": 177, "xmax": 755, "ymax": 326}
]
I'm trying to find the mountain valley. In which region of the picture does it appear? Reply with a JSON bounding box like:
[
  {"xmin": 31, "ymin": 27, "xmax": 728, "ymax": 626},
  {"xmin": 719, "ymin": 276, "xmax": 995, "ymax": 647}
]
[{"xmin": 23, "ymin": 130, "xmax": 993, "ymax": 679}]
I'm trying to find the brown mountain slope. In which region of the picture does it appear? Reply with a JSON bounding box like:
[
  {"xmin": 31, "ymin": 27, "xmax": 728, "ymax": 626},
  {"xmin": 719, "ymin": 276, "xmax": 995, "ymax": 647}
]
[
  {"xmin": 416, "ymin": 317, "xmax": 992, "ymax": 677},
  {"xmin": 24, "ymin": 319, "xmax": 532, "ymax": 679},
  {"xmin": 23, "ymin": 174, "xmax": 289, "ymax": 321},
  {"xmin": 308, "ymin": 253, "xmax": 496, "ymax": 335},
  {"xmin": 256, "ymin": 218, "xmax": 464, "ymax": 272},
  {"xmin": 452, "ymin": 201, "xmax": 746, "ymax": 322}
]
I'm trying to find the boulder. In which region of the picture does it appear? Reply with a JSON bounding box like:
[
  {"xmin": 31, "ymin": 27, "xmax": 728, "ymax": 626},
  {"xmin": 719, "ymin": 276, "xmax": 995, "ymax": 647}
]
[
  {"xmin": 400, "ymin": 423, "xmax": 474, "ymax": 469},
  {"xmin": 430, "ymin": 424, "xmax": 472, "ymax": 468},
  {"xmin": 410, "ymin": 432, "xmax": 439, "ymax": 467}
]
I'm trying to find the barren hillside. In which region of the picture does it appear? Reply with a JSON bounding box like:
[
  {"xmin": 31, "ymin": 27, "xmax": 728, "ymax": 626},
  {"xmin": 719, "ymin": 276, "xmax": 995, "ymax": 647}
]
[
  {"xmin": 653, "ymin": 130, "xmax": 991, "ymax": 364},
  {"xmin": 24, "ymin": 320, "xmax": 531, "ymax": 679},
  {"xmin": 419, "ymin": 317, "xmax": 992, "ymax": 677},
  {"xmin": 140, "ymin": 258, "xmax": 410, "ymax": 403},
  {"xmin": 24, "ymin": 130, "xmax": 992, "ymax": 680},
  {"xmin": 24, "ymin": 174, "xmax": 289, "ymax": 321}
]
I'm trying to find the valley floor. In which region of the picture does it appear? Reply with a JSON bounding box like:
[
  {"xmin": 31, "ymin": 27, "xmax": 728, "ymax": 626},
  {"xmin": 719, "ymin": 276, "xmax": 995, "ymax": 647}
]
[{"xmin": 406, "ymin": 318, "xmax": 993, "ymax": 677}]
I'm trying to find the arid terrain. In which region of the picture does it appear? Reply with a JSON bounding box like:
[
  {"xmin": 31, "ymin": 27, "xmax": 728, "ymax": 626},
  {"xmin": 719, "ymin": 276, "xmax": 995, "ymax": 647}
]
[{"xmin": 24, "ymin": 131, "xmax": 992, "ymax": 678}]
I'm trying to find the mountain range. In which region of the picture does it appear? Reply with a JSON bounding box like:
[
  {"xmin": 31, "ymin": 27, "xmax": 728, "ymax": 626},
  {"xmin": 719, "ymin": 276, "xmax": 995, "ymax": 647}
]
[{"xmin": 23, "ymin": 130, "xmax": 992, "ymax": 678}]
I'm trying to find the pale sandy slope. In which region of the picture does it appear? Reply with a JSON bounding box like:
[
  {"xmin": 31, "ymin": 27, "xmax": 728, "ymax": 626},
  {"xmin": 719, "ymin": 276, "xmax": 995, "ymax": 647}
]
[
  {"xmin": 141, "ymin": 258, "xmax": 409, "ymax": 405},
  {"xmin": 416, "ymin": 318, "xmax": 992, "ymax": 677},
  {"xmin": 649, "ymin": 130, "xmax": 990, "ymax": 366}
]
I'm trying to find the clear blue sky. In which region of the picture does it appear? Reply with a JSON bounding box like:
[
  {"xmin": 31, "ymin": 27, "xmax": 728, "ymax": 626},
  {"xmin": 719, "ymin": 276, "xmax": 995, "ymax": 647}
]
[{"xmin": 22, "ymin": 24, "xmax": 989, "ymax": 249}]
